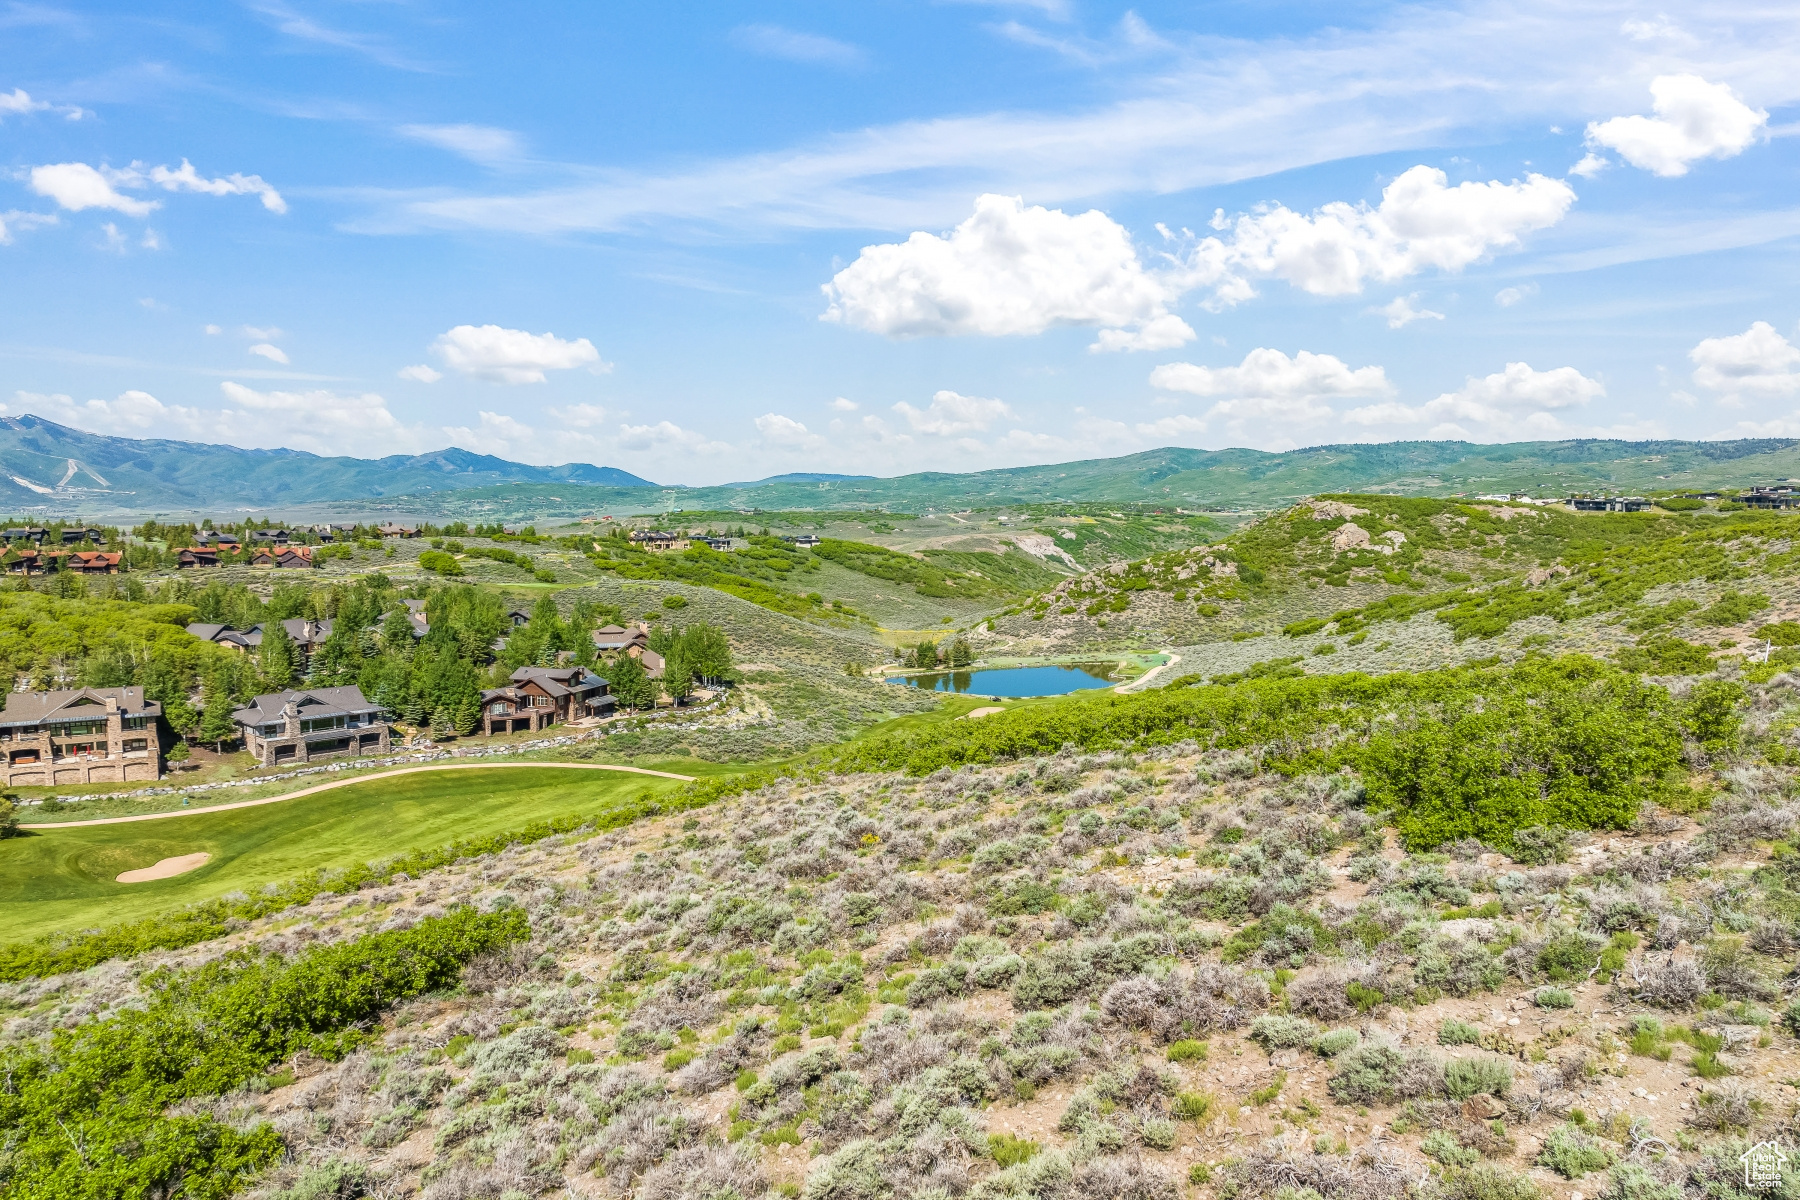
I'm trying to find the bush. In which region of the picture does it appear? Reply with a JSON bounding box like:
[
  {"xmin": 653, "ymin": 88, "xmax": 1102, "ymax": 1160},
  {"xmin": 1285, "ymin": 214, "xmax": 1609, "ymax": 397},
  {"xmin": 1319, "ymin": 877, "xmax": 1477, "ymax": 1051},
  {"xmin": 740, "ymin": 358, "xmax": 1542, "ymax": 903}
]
[
  {"xmin": 1537, "ymin": 1124, "xmax": 1618, "ymax": 1178},
  {"xmin": 1248, "ymin": 1014, "xmax": 1316, "ymax": 1050},
  {"xmin": 1167, "ymin": 1040, "xmax": 1209, "ymax": 1063},
  {"xmin": 1172, "ymin": 1092, "xmax": 1213, "ymax": 1121},
  {"xmin": 1533, "ymin": 987, "xmax": 1575, "ymax": 1009},
  {"xmin": 1327, "ymin": 1044, "xmax": 1404, "ymax": 1104},
  {"xmin": 418, "ymin": 549, "xmax": 462, "ymax": 575},
  {"xmin": 1634, "ymin": 956, "xmax": 1706, "ymax": 1009},
  {"xmin": 1423, "ymin": 1131, "xmax": 1482, "ymax": 1168},
  {"xmin": 1443, "ymin": 1056, "xmax": 1512, "ymax": 1099},
  {"xmin": 1438, "ymin": 1019, "xmax": 1483, "ymax": 1046},
  {"xmin": 1600, "ymin": 1163, "xmax": 1684, "ymax": 1200},
  {"xmin": 989, "ymin": 1132, "xmax": 1040, "ymax": 1167},
  {"xmin": 1312, "ymin": 1029, "xmax": 1360, "ymax": 1057},
  {"xmin": 1438, "ymin": 1164, "xmax": 1542, "ymax": 1200},
  {"xmin": 1536, "ymin": 930, "xmax": 1600, "ymax": 981},
  {"xmin": 1510, "ymin": 825, "xmax": 1570, "ymax": 865}
]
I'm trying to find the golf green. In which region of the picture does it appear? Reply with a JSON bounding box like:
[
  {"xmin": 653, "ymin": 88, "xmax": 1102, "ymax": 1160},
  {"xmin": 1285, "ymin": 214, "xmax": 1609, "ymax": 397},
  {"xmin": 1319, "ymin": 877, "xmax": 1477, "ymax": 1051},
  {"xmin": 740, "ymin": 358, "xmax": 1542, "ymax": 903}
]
[{"xmin": 0, "ymin": 766, "xmax": 685, "ymax": 942}]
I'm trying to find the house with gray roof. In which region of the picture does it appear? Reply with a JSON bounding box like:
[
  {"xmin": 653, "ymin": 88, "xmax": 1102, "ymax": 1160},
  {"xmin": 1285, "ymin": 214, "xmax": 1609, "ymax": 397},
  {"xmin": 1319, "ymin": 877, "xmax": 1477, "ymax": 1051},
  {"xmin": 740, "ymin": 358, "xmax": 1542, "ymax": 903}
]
[
  {"xmin": 231, "ymin": 686, "xmax": 391, "ymax": 767},
  {"xmin": 479, "ymin": 666, "xmax": 614, "ymax": 735},
  {"xmin": 1, "ymin": 686, "xmax": 164, "ymax": 787}
]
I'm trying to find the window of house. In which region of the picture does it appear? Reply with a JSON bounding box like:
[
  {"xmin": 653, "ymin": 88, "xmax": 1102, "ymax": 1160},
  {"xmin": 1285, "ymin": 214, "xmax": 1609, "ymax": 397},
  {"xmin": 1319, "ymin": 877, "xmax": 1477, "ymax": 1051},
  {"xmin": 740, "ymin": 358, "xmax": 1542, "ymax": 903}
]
[
  {"xmin": 492, "ymin": 701, "xmax": 512, "ymax": 714},
  {"xmin": 123, "ymin": 715, "xmax": 150, "ymax": 730},
  {"xmin": 122, "ymin": 738, "xmax": 148, "ymax": 753},
  {"xmin": 260, "ymin": 723, "xmax": 281, "ymax": 737},
  {"xmin": 53, "ymin": 720, "xmax": 106, "ymax": 737},
  {"xmin": 300, "ymin": 715, "xmax": 349, "ymax": 733}
]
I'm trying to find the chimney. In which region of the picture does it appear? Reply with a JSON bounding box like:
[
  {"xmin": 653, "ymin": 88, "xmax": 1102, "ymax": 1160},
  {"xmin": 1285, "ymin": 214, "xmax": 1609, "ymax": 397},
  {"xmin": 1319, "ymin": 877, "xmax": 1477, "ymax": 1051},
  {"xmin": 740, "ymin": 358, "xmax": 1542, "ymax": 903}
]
[{"xmin": 105, "ymin": 696, "xmax": 119, "ymax": 712}]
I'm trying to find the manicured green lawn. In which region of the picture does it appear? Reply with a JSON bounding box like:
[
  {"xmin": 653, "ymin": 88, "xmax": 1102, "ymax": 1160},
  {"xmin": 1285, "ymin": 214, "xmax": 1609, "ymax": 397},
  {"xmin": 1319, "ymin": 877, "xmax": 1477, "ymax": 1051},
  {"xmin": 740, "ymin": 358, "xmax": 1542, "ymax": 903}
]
[{"xmin": 0, "ymin": 766, "xmax": 684, "ymax": 941}]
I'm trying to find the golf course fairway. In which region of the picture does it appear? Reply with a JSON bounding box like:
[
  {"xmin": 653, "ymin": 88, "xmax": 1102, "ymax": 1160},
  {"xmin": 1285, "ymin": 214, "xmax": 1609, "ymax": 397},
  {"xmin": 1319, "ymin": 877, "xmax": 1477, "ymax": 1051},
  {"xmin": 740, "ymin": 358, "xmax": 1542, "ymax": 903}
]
[{"xmin": 0, "ymin": 765, "xmax": 689, "ymax": 942}]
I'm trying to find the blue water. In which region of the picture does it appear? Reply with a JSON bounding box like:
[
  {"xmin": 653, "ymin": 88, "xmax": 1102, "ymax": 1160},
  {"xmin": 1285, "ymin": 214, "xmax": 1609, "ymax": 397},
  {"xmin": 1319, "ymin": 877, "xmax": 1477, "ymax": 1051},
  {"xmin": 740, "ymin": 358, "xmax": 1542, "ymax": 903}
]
[{"xmin": 888, "ymin": 664, "xmax": 1117, "ymax": 697}]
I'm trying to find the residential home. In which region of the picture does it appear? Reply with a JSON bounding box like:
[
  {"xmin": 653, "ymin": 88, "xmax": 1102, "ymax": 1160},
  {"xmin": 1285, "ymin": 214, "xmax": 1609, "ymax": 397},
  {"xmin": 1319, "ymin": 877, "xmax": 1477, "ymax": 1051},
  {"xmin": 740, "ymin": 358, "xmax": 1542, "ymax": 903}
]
[
  {"xmin": 402, "ymin": 598, "xmax": 430, "ymax": 637},
  {"xmin": 0, "ymin": 686, "xmax": 164, "ymax": 787},
  {"xmin": 65, "ymin": 550, "xmax": 121, "ymax": 575},
  {"xmin": 479, "ymin": 666, "xmax": 615, "ymax": 735},
  {"xmin": 637, "ymin": 648, "xmax": 665, "ymax": 679},
  {"xmin": 251, "ymin": 545, "xmax": 315, "ymax": 568},
  {"xmin": 506, "ymin": 609, "xmax": 531, "ymax": 627},
  {"xmin": 280, "ymin": 617, "xmax": 334, "ymax": 665},
  {"xmin": 591, "ymin": 622, "xmax": 650, "ymax": 654},
  {"xmin": 60, "ymin": 527, "xmax": 104, "ymax": 545},
  {"xmin": 250, "ymin": 529, "xmax": 292, "ymax": 545},
  {"xmin": 782, "ymin": 534, "xmax": 822, "ymax": 548},
  {"xmin": 1, "ymin": 548, "xmax": 47, "ymax": 575},
  {"xmin": 378, "ymin": 524, "xmax": 422, "ymax": 538},
  {"xmin": 176, "ymin": 547, "xmax": 223, "ymax": 568},
  {"xmin": 1, "ymin": 527, "xmax": 47, "ymax": 545},
  {"xmin": 629, "ymin": 529, "xmax": 689, "ymax": 552},
  {"xmin": 196, "ymin": 531, "xmax": 243, "ymax": 549},
  {"xmin": 1742, "ymin": 487, "xmax": 1800, "ymax": 510},
  {"xmin": 232, "ymin": 686, "xmax": 391, "ymax": 767},
  {"xmin": 186, "ymin": 622, "xmax": 262, "ymax": 652}
]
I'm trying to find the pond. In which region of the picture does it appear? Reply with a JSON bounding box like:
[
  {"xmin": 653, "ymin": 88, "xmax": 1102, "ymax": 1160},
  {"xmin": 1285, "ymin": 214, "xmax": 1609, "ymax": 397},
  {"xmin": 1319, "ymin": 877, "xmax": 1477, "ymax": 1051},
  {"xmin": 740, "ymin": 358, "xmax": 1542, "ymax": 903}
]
[{"xmin": 887, "ymin": 664, "xmax": 1118, "ymax": 698}]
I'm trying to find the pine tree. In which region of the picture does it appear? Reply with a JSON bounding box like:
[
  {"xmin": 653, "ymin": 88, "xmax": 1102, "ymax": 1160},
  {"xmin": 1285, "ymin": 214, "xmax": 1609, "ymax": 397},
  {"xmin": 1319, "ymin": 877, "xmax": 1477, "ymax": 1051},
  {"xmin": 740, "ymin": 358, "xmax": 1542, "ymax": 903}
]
[
  {"xmin": 196, "ymin": 672, "xmax": 238, "ymax": 752},
  {"xmin": 259, "ymin": 620, "xmax": 296, "ymax": 689}
]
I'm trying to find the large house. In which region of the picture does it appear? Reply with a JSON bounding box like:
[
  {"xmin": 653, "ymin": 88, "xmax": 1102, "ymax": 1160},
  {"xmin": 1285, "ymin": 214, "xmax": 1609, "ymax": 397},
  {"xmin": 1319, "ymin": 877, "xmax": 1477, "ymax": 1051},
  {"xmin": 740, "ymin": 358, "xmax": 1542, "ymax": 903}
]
[
  {"xmin": 187, "ymin": 622, "xmax": 263, "ymax": 652},
  {"xmin": 231, "ymin": 686, "xmax": 391, "ymax": 766},
  {"xmin": 65, "ymin": 551, "xmax": 121, "ymax": 575},
  {"xmin": 590, "ymin": 622, "xmax": 664, "ymax": 678},
  {"xmin": 252, "ymin": 545, "xmax": 315, "ymax": 569},
  {"xmin": 1, "ymin": 686, "xmax": 164, "ymax": 787},
  {"xmin": 176, "ymin": 547, "xmax": 222, "ymax": 568},
  {"xmin": 479, "ymin": 666, "xmax": 615, "ymax": 735}
]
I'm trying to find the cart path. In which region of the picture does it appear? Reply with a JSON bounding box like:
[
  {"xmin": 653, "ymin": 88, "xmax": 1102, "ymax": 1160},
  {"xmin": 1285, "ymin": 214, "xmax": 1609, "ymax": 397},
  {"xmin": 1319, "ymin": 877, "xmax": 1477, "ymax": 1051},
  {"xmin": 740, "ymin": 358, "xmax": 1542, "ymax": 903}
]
[
  {"xmin": 1115, "ymin": 650, "xmax": 1182, "ymax": 693},
  {"xmin": 20, "ymin": 762, "xmax": 697, "ymax": 829}
]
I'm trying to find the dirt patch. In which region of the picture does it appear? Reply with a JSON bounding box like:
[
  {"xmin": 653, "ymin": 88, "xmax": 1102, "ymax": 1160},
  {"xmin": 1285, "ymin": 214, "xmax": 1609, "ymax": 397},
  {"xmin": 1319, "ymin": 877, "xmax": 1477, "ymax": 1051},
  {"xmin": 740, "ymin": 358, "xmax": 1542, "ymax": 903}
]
[
  {"xmin": 962, "ymin": 706, "xmax": 1006, "ymax": 719},
  {"xmin": 116, "ymin": 852, "xmax": 211, "ymax": 883}
]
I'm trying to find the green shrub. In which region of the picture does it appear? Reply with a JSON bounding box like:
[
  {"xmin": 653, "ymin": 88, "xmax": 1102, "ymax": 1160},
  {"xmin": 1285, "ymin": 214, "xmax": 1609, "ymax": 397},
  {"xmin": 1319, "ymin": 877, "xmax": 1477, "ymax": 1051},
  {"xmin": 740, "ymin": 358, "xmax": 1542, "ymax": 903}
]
[
  {"xmin": 1172, "ymin": 1092, "xmax": 1213, "ymax": 1121},
  {"xmin": 418, "ymin": 549, "xmax": 462, "ymax": 575},
  {"xmin": 1438, "ymin": 1018, "xmax": 1483, "ymax": 1046},
  {"xmin": 1346, "ymin": 980, "xmax": 1386, "ymax": 1012},
  {"xmin": 1536, "ymin": 929, "xmax": 1600, "ymax": 981},
  {"xmin": 1189, "ymin": 1164, "xmax": 1211, "ymax": 1186},
  {"xmin": 988, "ymin": 1131, "xmax": 1040, "ymax": 1167},
  {"xmin": 1601, "ymin": 1163, "xmax": 1684, "ymax": 1200},
  {"xmin": 1328, "ymin": 1044, "xmax": 1404, "ymax": 1105},
  {"xmin": 0, "ymin": 907, "xmax": 525, "ymax": 1199},
  {"xmin": 1312, "ymin": 1028, "xmax": 1360, "ymax": 1057},
  {"xmin": 1249, "ymin": 1014, "xmax": 1316, "ymax": 1050},
  {"xmin": 1423, "ymin": 1130, "xmax": 1482, "ymax": 1167},
  {"xmin": 1538, "ymin": 1123, "xmax": 1618, "ymax": 1178},
  {"xmin": 1444, "ymin": 1055, "xmax": 1512, "ymax": 1099},
  {"xmin": 1509, "ymin": 825, "xmax": 1570, "ymax": 865},
  {"xmin": 1534, "ymin": 987, "xmax": 1576, "ymax": 1009},
  {"xmin": 1167, "ymin": 1039, "xmax": 1209, "ymax": 1063},
  {"xmin": 1437, "ymin": 1164, "xmax": 1542, "ymax": 1200}
]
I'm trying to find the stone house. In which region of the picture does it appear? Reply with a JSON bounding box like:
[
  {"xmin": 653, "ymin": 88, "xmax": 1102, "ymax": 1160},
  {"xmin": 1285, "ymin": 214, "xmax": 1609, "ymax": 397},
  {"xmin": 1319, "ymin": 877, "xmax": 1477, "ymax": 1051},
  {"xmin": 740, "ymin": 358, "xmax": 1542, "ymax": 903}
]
[
  {"xmin": 231, "ymin": 686, "xmax": 391, "ymax": 767},
  {"xmin": 0, "ymin": 686, "xmax": 164, "ymax": 787},
  {"xmin": 479, "ymin": 666, "xmax": 615, "ymax": 735}
]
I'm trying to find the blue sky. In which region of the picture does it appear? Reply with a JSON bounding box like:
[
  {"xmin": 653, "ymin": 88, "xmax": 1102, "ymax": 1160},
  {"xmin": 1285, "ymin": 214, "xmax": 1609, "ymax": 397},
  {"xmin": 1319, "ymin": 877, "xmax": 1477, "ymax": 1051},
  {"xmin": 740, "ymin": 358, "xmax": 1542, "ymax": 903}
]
[{"xmin": 2, "ymin": 0, "xmax": 1798, "ymax": 484}]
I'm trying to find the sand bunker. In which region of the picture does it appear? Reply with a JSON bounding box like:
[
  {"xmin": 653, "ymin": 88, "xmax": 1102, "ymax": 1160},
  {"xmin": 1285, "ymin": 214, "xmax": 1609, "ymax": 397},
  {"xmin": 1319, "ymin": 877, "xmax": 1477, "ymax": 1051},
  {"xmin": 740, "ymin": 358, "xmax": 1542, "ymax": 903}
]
[
  {"xmin": 116, "ymin": 852, "xmax": 211, "ymax": 883},
  {"xmin": 962, "ymin": 706, "xmax": 1005, "ymax": 720}
]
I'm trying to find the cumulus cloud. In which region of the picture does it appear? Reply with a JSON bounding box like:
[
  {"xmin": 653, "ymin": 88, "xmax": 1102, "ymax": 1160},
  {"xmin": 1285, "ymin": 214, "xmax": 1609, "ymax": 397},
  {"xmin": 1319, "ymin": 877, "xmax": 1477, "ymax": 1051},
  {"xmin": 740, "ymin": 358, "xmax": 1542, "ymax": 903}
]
[
  {"xmin": 0, "ymin": 88, "xmax": 83, "ymax": 120},
  {"xmin": 1689, "ymin": 322, "xmax": 1800, "ymax": 402},
  {"xmin": 1494, "ymin": 283, "xmax": 1538, "ymax": 307},
  {"xmin": 1568, "ymin": 153, "xmax": 1608, "ymax": 178},
  {"xmin": 29, "ymin": 158, "xmax": 286, "ymax": 216},
  {"xmin": 548, "ymin": 402, "xmax": 610, "ymax": 427},
  {"xmin": 31, "ymin": 163, "xmax": 159, "ymax": 216},
  {"xmin": 8, "ymin": 388, "xmax": 209, "ymax": 435},
  {"xmin": 1586, "ymin": 75, "xmax": 1766, "ymax": 177},
  {"xmin": 1344, "ymin": 362, "xmax": 1605, "ymax": 440},
  {"xmin": 1197, "ymin": 166, "xmax": 1575, "ymax": 305},
  {"xmin": 217, "ymin": 381, "xmax": 420, "ymax": 453},
  {"xmin": 1372, "ymin": 294, "xmax": 1444, "ymax": 329},
  {"xmin": 755, "ymin": 413, "xmax": 824, "ymax": 449},
  {"xmin": 1089, "ymin": 314, "xmax": 1196, "ymax": 352},
  {"xmin": 431, "ymin": 324, "xmax": 606, "ymax": 383},
  {"xmin": 1149, "ymin": 347, "xmax": 1392, "ymax": 400},
  {"xmin": 892, "ymin": 390, "xmax": 1017, "ymax": 435},
  {"xmin": 248, "ymin": 343, "xmax": 289, "ymax": 364},
  {"xmin": 822, "ymin": 194, "xmax": 1179, "ymax": 342},
  {"xmin": 617, "ymin": 420, "xmax": 729, "ymax": 454},
  {"xmin": 823, "ymin": 172, "xmax": 1571, "ymax": 344},
  {"xmin": 397, "ymin": 363, "xmax": 442, "ymax": 382},
  {"xmin": 830, "ymin": 397, "xmax": 859, "ymax": 412}
]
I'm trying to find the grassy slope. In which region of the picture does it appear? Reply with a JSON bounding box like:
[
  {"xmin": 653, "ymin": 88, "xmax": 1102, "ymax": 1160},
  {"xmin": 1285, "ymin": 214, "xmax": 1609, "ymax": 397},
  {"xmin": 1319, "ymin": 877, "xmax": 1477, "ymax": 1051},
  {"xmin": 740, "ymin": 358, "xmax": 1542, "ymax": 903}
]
[{"xmin": 0, "ymin": 767, "xmax": 684, "ymax": 940}]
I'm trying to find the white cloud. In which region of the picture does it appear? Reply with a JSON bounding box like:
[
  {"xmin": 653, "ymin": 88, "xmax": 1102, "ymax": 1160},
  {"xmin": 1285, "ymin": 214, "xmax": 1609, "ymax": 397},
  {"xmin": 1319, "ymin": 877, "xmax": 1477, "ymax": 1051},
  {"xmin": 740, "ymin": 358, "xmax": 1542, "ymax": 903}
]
[
  {"xmin": 148, "ymin": 159, "xmax": 287, "ymax": 214},
  {"xmin": 1089, "ymin": 313, "xmax": 1196, "ymax": 352},
  {"xmin": 99, "ymin": 222, "xmax": 127, "ymax": 252},
  {"xmin": 217, "ymin": 381, "xmax": 422, "ymax": 455},
  {"xmin": 31, "ymin": 163, "xmax": 159, "ymax": 216},
  {"xmin": 549, "ymin": 402, "xmax": 610, "ymax": 427},
  {"xmin": 732, "ymin": 24, "xmax": 864, "ymax": 67},
  {"xmin": 1494, "ymin": 283, "xmax": 1538, "ymax": 307},
  {"xmin": 204, "ymin": 324, "xmax": 223, "ymax": 335},
  {"xmin": 28, "ymin": 158, "xmax": 286, "ymax": 217},
  {"xmin": 398, "ymin": 124, "xmax": 524, "ymax": 167},
  {"xmin": 248, "ymin": 343, "xmax": 290, "ymax": 364},
  {"xmin": 1586, "ymin": 75, "xmax": 1767, "ymax": 177},
  {"xmin": 0, "ymin": 210, "xmax": 58, "ymax": 244},
  {"xmin": 1373, "ymin": 294, "xmax": 1445, "ymax": 329},
  {"xmin": 823, "ymin": 194, "xmax": 1178, "ymax": 341},
  {"xmin": 397, "ymin": 363, "xmax": 442, "ymax": 382},
  {"xmin": 1568, "ymin": 153, "xmax": 1608, "ymax": 178},
  {"xmin": 755, "ymin": 413, "xmax": 824, "ymax": 448},
  {"xmin": 1198, "ymin": 166, "xmax": 1576, "ymax": 305},
  {"xmin": 830, "ymin": 397, "xmax": 859, "ymax": 411},
  {"xmin": 8, "ymin": 388, "xmax": 210, "ymax": 434},
  {"xmin": 1344, "ymin": 362, "xmax": 1605, "ymax": 439},
  {"xmin": 1689, "ymin": 321, "xmax": 1800, "ymax": 400},
  {"xmin": 893, "ymin": 390, "xmax": 1017, "ymax": 436},
  {"xmin": 431, "ymin": 324, "xmax": 606, "ymax": 383},
  {"xmin": 0, "ymin": 88, "xmax": 47, "ymax": 116},
  {"xmin": 617, "ymin": 420, "xmax": 729, "ymax": 454},
  {"xmin": 241, "ymin": 325, "xmax": 283, "ymax": 340},
  {"xmin": 1149, "ymin": 347, "xmax": 1392, "ymax": 400}
]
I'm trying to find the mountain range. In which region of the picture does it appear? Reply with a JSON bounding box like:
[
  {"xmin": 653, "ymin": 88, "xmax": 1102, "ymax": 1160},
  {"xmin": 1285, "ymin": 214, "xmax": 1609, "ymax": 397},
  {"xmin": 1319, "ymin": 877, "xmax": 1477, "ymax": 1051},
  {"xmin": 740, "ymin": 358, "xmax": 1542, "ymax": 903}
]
[{"xmin": 6, "ymin": 412, "xmax": 1800, "ymax": 518}]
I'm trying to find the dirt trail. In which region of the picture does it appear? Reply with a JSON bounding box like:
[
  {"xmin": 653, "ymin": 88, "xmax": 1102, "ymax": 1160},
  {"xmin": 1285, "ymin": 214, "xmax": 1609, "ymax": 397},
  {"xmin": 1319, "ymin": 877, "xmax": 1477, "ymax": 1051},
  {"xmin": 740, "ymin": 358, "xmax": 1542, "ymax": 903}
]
[
  {"xmin": 20, "ymin": 762, "xmax": 697, "ymax": 830},
  {"xmin": 1115, "ymin": 649, "xmax": 1182, "ymax": 692},
  {"xmin": 116, "ymin": 852, "xmax": 211, "ymax": 883}
]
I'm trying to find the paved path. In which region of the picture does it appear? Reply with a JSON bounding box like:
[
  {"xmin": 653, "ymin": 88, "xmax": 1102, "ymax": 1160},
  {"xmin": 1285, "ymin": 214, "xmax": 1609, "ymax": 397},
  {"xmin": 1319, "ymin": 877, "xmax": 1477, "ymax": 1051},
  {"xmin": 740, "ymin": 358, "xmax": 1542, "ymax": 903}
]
[
  {"xmin": 20, "ymin": 762, "xmax": 697, "ymax": 830},
  {"xmin": 1115, "ymin": 650, "xmax": 1182, "ymax": 693}
]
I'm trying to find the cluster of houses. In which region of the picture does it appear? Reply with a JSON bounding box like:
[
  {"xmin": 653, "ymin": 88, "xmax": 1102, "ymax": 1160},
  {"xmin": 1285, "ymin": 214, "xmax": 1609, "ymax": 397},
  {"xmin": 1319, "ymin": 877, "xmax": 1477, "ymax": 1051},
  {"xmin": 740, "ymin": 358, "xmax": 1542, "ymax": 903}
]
[
  {"xmin": 174, "ymin": 524, "xmax": 416, "ymax": 569},
  {"xmin": 1, "ymin": 526, "xmax": 119, "ymax": 576},
  {"xmin": 621, "ymin": 529, "xmax": 819, "ymax": 552}
]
